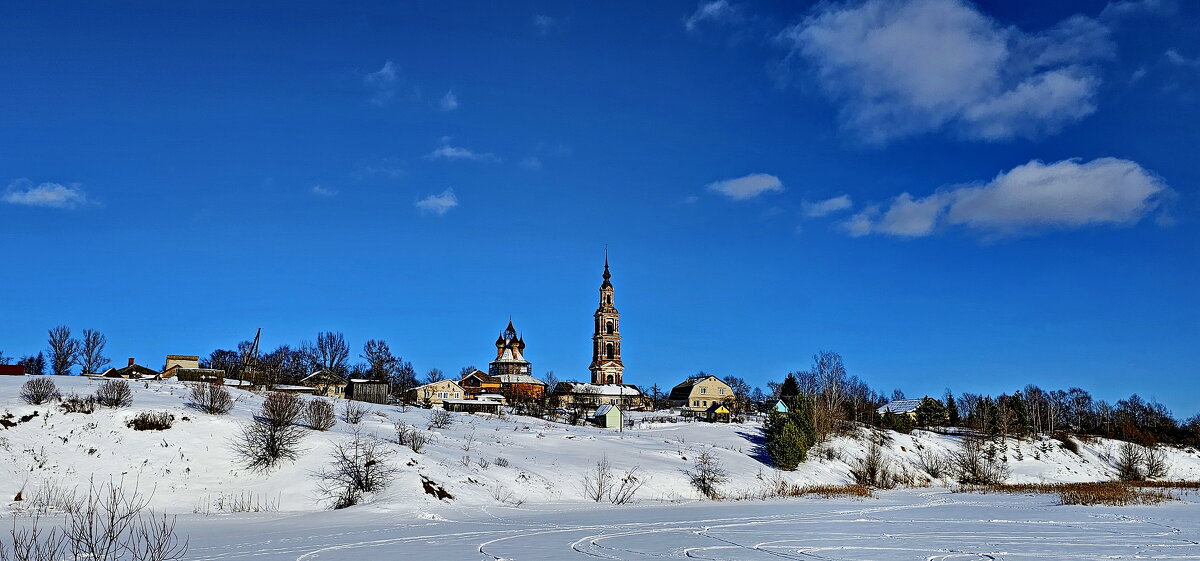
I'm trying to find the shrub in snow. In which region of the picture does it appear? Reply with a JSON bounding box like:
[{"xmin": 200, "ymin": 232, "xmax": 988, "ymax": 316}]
[
  {"xmin": 127, "ymin": 411, "xmax": 174, "ymax": 431},
  {"xmin": 94, "ymin": 379, "xmax": 132, "ymax": 408},
  {"xmin": 952, "ymin": 437, "xmax": 1009, "ymax": 485},
  {"xmin": 233, "ymin": 395, "xmax": 307, "ymax": 472},
  {"xmin": 0, "ymin": 478, "xmax": 187, "ymax": 561},
  {"xmin": 686, "ymin": 450, "xmax": 728, "ymax": 500},
  {"xmin": 916, "ymin": 447, "xmax": 949, "ymax": 479},
  {"xmin": 188, "ymin": 382, "xmax": 233, "ymax": 415},
  {"xmin": 426, "ymin": 409, "xmax": 453, "ymax": 430},
  {"xmin": 342, "ymin": 400, "xmax": 368, "ymax": 424},
  {"xmin": 395, "ymin": 424, "xmax": 427, "ymax": 453},
  {"xmin": 303, "ymin": 399, "xmax": 337, "ymax": 431},
  {"xmin": 314, "ymin": 433, "xmax": 398, "ymax": 509},
  {"xmin": 849, "ymin": 441, "xmax": 896, "ymax": 489},
  {"xmin": 261, "ymin": 392, "xmax": 303, "ymax": 428},
  {"xmin": 60, "ymin": 393, "xmax": 98, "ymax": 414},
  {"xmin": 20, "ymin": 377, "xmax": 60, "ymax": 405}
]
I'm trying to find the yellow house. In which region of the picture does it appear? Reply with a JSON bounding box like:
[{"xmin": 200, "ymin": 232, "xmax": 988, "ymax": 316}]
[
  {"xmin": 407, "ymin": 379, "xmax": 466, "ymax": 406},
  {"xmin": 668, "ymin": 375, "xmax": 734, "ymax": 414}
]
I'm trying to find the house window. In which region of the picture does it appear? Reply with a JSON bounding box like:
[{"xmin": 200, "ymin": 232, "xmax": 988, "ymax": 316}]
[
  {"xmin": 718, "ymin": 388, "xmax": 725, "ymax": 395},
  {"xmin": 703, "ymin": 400, "xmax": 708, "ymax": 406},
  {"xmin": 700, "ymin": 387, "xmax": 707, "ymax": 394},
  {"xmin": 693, "ymin": 400, "xmax": 699, "ymax": 406}
]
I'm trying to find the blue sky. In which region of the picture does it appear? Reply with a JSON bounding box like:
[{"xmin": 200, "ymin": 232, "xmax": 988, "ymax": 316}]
[{"xmin": 2, "ymin": 1, "xmax": 1198, "ymax": 415}]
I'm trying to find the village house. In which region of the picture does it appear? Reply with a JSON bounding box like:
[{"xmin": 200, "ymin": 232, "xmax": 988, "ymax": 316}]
[
  {"xmin": 668, "ymin": 375, "xmax": 735, "ymax": 416},
  {"xmin": 443, "ymin": 399, "xmax": 502, "ymax": 415},
  {"xmin": 299, "ymin": 370, "xmax": 347, "ymax": 398},
  {"xmin": 877, "ymin": 399, "xmax": 922, "ymax": 420},
  {"xmin": 406, "ymin": 379, "xmax": 466, "ymax": 406},
  {"xmin": 0, "ymin": 365, "xmax": 24, "ymax": 376},
  {"xmin": 98, "ymin": 358, "xmax": 159, "ymax": 379},
  {"xmin": 552, "ymin": 381, "xmax": 649, "ymax": 411},
  {"xmin": 160, "ymin": 355, "xmax": 225, "ymax": 384}
]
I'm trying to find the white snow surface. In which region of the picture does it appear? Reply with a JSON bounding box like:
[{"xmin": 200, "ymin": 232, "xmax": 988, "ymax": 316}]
[{"xmin": 3, "ymin": 376, "xmax": 1200, "ymax": 559}]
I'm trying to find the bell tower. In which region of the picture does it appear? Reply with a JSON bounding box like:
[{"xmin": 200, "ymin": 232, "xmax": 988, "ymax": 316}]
[{"xmin": 589, "ymin": 250, "xmax": 624, "ymax": 385}]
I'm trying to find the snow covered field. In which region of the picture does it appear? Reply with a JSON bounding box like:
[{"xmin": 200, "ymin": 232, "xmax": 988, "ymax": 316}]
[
  {"xmin": 178, "ymin": 490, "xmax": 1200, "ymax": 560},
  {"xmin": 3, "ymin": 376, "xmax": 1200, "ymax": 559}
]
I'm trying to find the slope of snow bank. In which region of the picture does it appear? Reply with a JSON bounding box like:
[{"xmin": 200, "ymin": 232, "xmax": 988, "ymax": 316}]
[{"xmin": 2, "ymin": 376, "xmax": 1198, "ymax": 516}]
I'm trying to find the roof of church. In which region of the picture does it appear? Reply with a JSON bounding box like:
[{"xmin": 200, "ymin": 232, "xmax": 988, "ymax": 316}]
[
  {"xmin": 496, "ymin": 374, "xmax": 545, "ymax": 385},
  {"xmin": 554, "ymin": 382, "xmax": 642, "ymax": 396}
]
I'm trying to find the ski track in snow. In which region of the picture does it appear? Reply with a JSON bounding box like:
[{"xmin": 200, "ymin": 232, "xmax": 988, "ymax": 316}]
[{"xmin": 173, "ymin": 490, "xmax": 1200, "ymax": 560}]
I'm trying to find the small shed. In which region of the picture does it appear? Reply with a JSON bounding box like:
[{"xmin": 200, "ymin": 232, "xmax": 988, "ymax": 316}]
[
  {"xmin": 346, "ymin": 379, "xmax": 389, "ymax": 404},
  {"xmin": 443, "ymin": 399, "xmax": 502, "ymax": 415},
  {"xmin": 593, "ymin": 404, "xmax": 622, "ymax": 428},
  {"xmin": 705, "ymin": 403, "xmax": 732, "ymax": 423},
  {"xmin": 271, "ymin": 384, "xmax": 315, "ymax": 395},
  {"xmin": 0, "ymin": 365, "xmax": 24, "ymax": 376},
  {"xmin": 771, "ymin": 400, "xmax": 788, "ymax": 413}
]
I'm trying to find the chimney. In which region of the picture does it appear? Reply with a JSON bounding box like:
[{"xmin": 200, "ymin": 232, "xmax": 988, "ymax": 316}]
[{"xmin": 128, "ymin": 358, "xmax": 135, "ymax": 367}]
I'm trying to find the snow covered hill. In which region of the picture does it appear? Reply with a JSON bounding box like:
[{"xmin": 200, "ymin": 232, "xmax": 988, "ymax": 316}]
[{"xmin": 3, "ymin": 376, "xmax": 1199, "ymax": 517}]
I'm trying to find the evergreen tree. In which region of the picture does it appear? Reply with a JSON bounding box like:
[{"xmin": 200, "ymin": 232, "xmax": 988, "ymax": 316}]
[
  {"xmin": 779, "ymin": 373, "xmax": 800, "ymax": 401},
  {"xmin": 915, "ymin": 396, "xmax": 948, "ymax": 427},
  {"xmin": 763, "ymin": 393, "xmax": 817, "ymax": 470},
  {"xmin": 944, "ymin": 390, "xmax": 960, "ymax": 426}
]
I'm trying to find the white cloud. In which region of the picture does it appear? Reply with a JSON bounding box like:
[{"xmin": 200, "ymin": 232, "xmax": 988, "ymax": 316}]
[
  {"xmin": 439, "ymin": 90, "xmax": 459, "ymax": 111},
  {"xmin": 365, "ymin": 60, "xmax": 399, "ymax": 105},
  {"xmin": 802, "ymin": 194, "xmax": 853, "ymax": 217},
  {"xmin": 705, "ymin": 173, "xmax": 783, "ymax": 200},
  {"xmin": 2, "ymin": 179, "xmax": 90, "ymax": 209},
  {"xmin": 781, "ymin": 0, "xmax": 1114, "ymax": 143},
  {"xmin": 685, "ymin": 1, "xmax": 737, "ymax": 31},
  {"xmin": 1100, "ymin": 0, "xmax": 1176, "ymax": 21},
  {"xmin": 842, "ymin": 158, "xmax": 1171, "ymax": 238},
  {"xmin": 1165, "ymin": 49, "xmax": 1200, "ymax": 68},
  {"xmin": 415, "ymin": 188, "xmax": 458, "ymax": 215},
  {"xmin": 310, "ymin": 184, "xmax": 338, "ymax": 197},
  {"xmin": 425, "ymin": 141, "xmax": 500, "ymax": 163},
  {"xmin": 533, "ymin": 14, "xmax": 555, "ymax": 35},
  {"xmin": 519, "ymin": 156, "xmax": 542, "ymax": 170}
]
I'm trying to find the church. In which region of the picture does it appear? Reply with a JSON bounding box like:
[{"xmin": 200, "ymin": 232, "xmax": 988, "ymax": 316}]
[{"xmin": 553, "ymin": 253, "xmax": 650, "ymax": 411}]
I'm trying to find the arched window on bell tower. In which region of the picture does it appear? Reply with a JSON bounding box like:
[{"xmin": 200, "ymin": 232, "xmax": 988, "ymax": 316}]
[
  {"xmin": 606, "ymin": 342, "xmax": 614, "ymax": 360},
  {"xmin": 605, "ymin": 321, "xmax": 614, "ymax": 334}
]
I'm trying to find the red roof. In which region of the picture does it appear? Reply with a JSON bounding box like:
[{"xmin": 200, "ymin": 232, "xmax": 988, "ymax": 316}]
[{"xmin": 0, "ymin": 365, "xmax": 25, "ymax": 376}]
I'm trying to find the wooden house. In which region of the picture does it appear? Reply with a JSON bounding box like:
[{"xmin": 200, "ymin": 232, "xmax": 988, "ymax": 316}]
[
  {"xmin": 552, "ymin": 382, "xmax": 650, "ymax": 410},
  {"xmin": 345, "ymin": 379, "xmax": 389, "ymax": 404},
  {"xmin": 0, "ymin": 365, "xmax": 24, "ymax": 376},
  {"xmin": 101, "ymin": 358, "xmax": 159, "ymax": 379},
  {"xmin": 443, "ymin": 399, "xmax": 502, "ymax": 415},
  {"xmin": 771, "ymin": 400, "xmax": 789, "ymax": 413},
  {"xmin": 459, "ymin": 370, "xmax": 501, "ymax": 397},
  {"xmin": 164, "ymin": 367, "xmax": 226, "ymax": 384}
]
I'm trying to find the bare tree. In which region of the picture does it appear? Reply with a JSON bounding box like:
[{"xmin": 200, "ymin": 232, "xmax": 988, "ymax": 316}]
[
  {"xmin": 811, "ymin": 350, "xmax": 848, "ymax": 437},
  {"xmin": 188, "ymin": 382, "xmax": 233, "ymax": 415},
  {"xmin": 849, "ymin": 441, "xmax": 895, "ymax": 488},
  {"xmin": 0, "ymin": 513, "xmax": 65, "ymax": 561},
  {"xmin": 0, "ymin": 349, "xmax": 11, "ymax": 365},
  {"xmin": 686, "ymin": 450, "xmax": 728, "ymax": 499},
  {"xmin": 1144, "ymin": 445, "xmax": 1170, "ymax": 479},
  {"xmin": 359, "ymin": 338, "xmax": 396, "ymax": 380},
  {"xmin": 94, "ymin": 379, "xmax": 132, "ymax": 408},
  {"xmin": 608, "ymin": 465, "xmax": 646, "ymax": 505},
  {"xmin": 78, "ymin": 329, "xmax": 110, "ymax": 375},
  {"xmin": 46, "ymin": 325, "xmax": 79, "ymax": 376},
  {"xmin": 424, "ymin": 368, "xmax": 445, "ymax": 384},
  {"xmin": 304, "ymin": 399, "xmax": 337, "ymax": 431},
  {"xmin": 1115, "ymin": 441, "xmax": 1145, "ymax": 481},
  {"xmin": 313, "ymin": 433, "xmax": 398, "ymax": 509},
  {"xmin": 20, "ymin": 377, "xmax": 60, "ymax": 405},
  {"xmin": 311, "ymin": 332, "xmax": 349, "ymax": 375}
]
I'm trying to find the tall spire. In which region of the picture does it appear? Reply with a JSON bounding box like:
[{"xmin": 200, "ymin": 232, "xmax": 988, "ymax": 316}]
[{"xmin": 601, "ymin": 247, "xmax": 612, "ymax": 286}]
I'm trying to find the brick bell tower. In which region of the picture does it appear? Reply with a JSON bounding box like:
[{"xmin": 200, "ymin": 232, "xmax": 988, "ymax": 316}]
[{"xmin": 589, "ymin": 250, "xmax": 624, "ymax": 385}]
